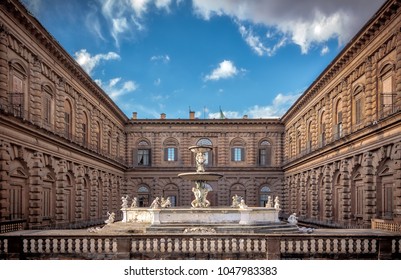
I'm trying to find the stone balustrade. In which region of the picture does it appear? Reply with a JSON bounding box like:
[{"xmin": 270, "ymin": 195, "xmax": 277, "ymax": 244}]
[{"xmin": 1, "ymin": 233, "xmax": 400, "ymax": 260}]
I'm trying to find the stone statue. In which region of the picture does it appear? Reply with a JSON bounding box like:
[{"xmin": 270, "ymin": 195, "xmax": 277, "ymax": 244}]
[
  {"xmin": 287, "ymin": 213, "xmax": 298, "ymax": 225},
  {"xmin": 191, "ymin": 182, "xmax": 211, "ymax": 208},
  {"xmin": 105, "ymin": 211, "xmax": 115, "ymax": 224},
  {"xmin": 239, "ymin": 198, "xmax": 248, "ymax": 209},
  {"xmin": 121, "ymin": 195, "xmax": 129, "ymax": 208},
  {"xmin": 266, "ymin": 195, "xmax": 273, "ymax": 208},
  {"xmin": 274, "ymin": 196, "xmax": 280, "ymax": 209},
  {"xmin": 150, "ymin": 197, "xmax": 160, "ymax": 209},
  {"xmin": 195, "ymin": 152, "xmax": 206, "ymax": 172},
  {"xmin": 161, "ymin": 197, "xmax": 171, "ymax": 208},
  {"xmin": 130, "ymin": 197, "xmax": 138, "ymax": 208},
  {"xmin": 231, "ymin": 194, "xmax": 241, "ymax": 208}
]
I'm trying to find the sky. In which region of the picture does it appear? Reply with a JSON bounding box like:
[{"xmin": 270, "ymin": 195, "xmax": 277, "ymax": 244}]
[{"xmin": 21, "ymin": 0, "xmax": 386, "ymax": 119}]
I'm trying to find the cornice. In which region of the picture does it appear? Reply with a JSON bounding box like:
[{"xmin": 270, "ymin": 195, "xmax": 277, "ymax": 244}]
[
  {"xmin": 1, "ymin": 0, "xmax": 128, "ymax": 124},
  {"xmin": 281, "ymin": 0, "xmax": 400, "ymax": 124},
  {"xmin": 127, "ymin": 118, "xmax": 283, "ymax": 126}
]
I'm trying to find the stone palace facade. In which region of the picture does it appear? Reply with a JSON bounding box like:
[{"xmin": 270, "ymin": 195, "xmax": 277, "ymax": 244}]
[{"xmin": 0, "ymin": 0, "xmax": 400, "ymax": 229}]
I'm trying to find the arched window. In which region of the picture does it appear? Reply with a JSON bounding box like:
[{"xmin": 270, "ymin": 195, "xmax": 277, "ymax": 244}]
[
  {"xmin": 137, "ymin": 185, "xmax": 150, "ymax": 207},
  {"xmin": 42, "ymin": 85, "xmax": 54, "ymax": 126},
  {"xmin": 9, "ymin": 61, "xmax": 27, "ymax": 117},
  {"xmin": 258, "ymin": 140, "xmax": 272, "ymax": 166},
  {"xmin": 230, "ymin": 138, "xmax": 245, "ymax": 162},
  {"xmin": 42, "ymin": 167, "xmax": 55, "ymax": 221},
  {"xmin": 116, "ymin": 134, "xmax": 120, "ymax": 158},
  {"xmin": 297, "ymin": 129, "xmax": 302, "ymax": 154},
  {"xmin": 164, "ymin": 138, "xmax": 178, "ymax": 162},
  {"xmin": 379, "ymin": 63, "xmax": 395, "ymax": 118},
  {"xmin": 352, "ymin": 86, "xmax": 364, "ymax": 127},
  {"xmin": 334, "ymin": 98, "xmax": 343, "ymax": 139},
  {"xmin": 82, "ymin": 111, "xmax": 89, "ymax": 146},
  {"xmin": 64, "ymin": 99, "xmax": 73, "ymax": 138},
  {"xmin": 319, "ymin": 111, "xmax": 326, "ymax": 147},
  {"xmin": 136, "ymin": 140, "xmax": 151, "ymax": 166},
  {"xmin": 94, "ymin": 121, "xmax": 101, "ymax": 152},
  {"xmin": 196, "ymin": 138, "xmax": 213, "ymax": 166},
  {"xmin": 107, "ymin": 130, "xmax": 112, "ymax": 154},
  {"xmin": 306, "ymin": 121, "xmax": 313, "ymax": 151}
]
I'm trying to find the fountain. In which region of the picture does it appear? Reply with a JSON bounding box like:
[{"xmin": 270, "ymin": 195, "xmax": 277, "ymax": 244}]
[
  {"xmin": 117, "ymin": 145, "xmax": 295, "ymax": 233},
  {"xmin": 178, "ymin": 145, "xmax": 222, "ymax": 208}
]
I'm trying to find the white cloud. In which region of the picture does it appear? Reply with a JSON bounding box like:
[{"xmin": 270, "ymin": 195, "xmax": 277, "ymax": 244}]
[
  {"xmin": 150, "ymin": 55, "xmax": 171, "ymax": 63},
  {"xmin": 206, "ymin": 92, "xmax": 301, "ymax": 119},
  {"xmin": 204, "ymin": 60, "xmax": 243, "ymax": 81},
  {"xmin": 99, "ymin": 0, "xmax": 176, "ymax": 46},
  {"xmin": 247, "ymin": 93, "xmax": 301, "ymax": 118},
  {"xmin": 74, "ymin": 49, "xmax": 120, "ymax": 76},
  {"xmin": 96, "ymin": 78, "xmax": 138, "ymax": 100},
  {"xmin": 192, "ymin": 0, "xmax": 384, "ymax": 54},
  {"xmin": 321, "ymin": 45, "xmax": 330, "ymax": 55},
  {"xmin": 238, "ymin": 23, "xmax": 287, "ymax": 56}
]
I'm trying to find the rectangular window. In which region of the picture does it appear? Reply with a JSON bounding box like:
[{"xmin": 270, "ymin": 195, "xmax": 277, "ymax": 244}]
[
  {"xmin": 138, "ymin": 149, "xmax": 150, "ymax": 165},
  {"xmin": 13, "ymin": 76, "xmax": 23, "ymax": 93},
  {"xmin": 337, "ymin": 111, "xmax": 343, "ymax": 137},
  {"xmin": 82, "ymin": 123, "xmax": 87, "ymax": 145},
  {"xmin": 43, "ymin": 93, "xmax": 52, "ymax": 124},
  {"xmin": 10, "ymin": 186, "xmax": 22, "ymax": 220},
  {"xmin": 42, "ymin": 187, "xmax": 51, "ymax": 218},
  {"xmin": 384, "ymin": 184, "xmax": 393, "ymax": 218},
  {"xmin": 356, "ymin": 186, "xmax": 363, "ymax": 216},
  {"xmin": 355, "ymin": 99, "xmax": 362, "ymax": 124},
  {"xmin": 232, "ymin": 147, "xmax": 244, "ymax": 162},
  {"xmin": 64, "ymin": 112, "xmax": 71, "ymax": 136},
  {"xmin": 164, "ymin": 147, "xmax": 177, "ymax": 161},
  {"xmin": 258, "ymin": 147, "xmax": 271, "ymax": 166},
  {"xmin": 259, "ymin": 149, "xmax": 266, "ymax": 166}
]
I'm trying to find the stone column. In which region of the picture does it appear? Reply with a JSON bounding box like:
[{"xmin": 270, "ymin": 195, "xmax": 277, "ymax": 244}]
[
  {"xmin": 55, "ymin": 78, "xmax": 66, "ymax": 134},
  {"xmin": 324, "ymin": 93, "xmax": 333, "ymax": 142},
  {"xmin": 340, "ymin": 160, "xmax": 351, "ymax": 225},
  {"xmin": 29, "ymin": 56, "xmax": 42, "ymax": 125},
  {"xmin": 362, "ymin": 152, "xmax": 375, "ymax": 225},
  {"xmin": 310, "ymin": 169, "xmax": 319, "ymax": 220},
  {"xmin": 89, "ymin": 169, "xmax": 99, "ymax": 219},
  {"xmin": 299, "ymin": 173, "xmax": 307, "ymax": 218},
  {"xmin": 323, "ymin": 165, "xmax": 333, "ymax": 222},
  {"xmin": 395, "ymin": 31, "xmax": 401, "ymax": 108},
  {"xmin": 343, "ymin": 81, "xmax": 352, "ymax": 135},
  {"xmin": 55, "ymin": 159, "xmax": 67, "ymax": 223},
  {"xmin": 0, "ymin": 24, "xmax": 9, "ymax": 102},
  {"xmin": 365, "ymin": 57, "xmax": 374, "ymax": 124},
  {"xmin": 29, "ymin": 152, "xmax": 44, "ymax": 228},
  {"xmin": 75, "ymin": 165, "xmax": 84, "ymax": 221},
  {"xmin": 392, "ymin": 142, "xmax": 401, "ymax": 219},
  {"xmin": 0, "ymin": 141, "xmax": 11, "ymax": 221}
]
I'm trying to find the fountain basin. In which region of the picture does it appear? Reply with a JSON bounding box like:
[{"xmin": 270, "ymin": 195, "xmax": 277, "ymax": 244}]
[
  {"xmin": 121, "ymin": 207, "xmax": 280, "ymax": 226},
  {"xmin": 178, "ymin": 172, "xmax": 223, "ymax": 181}
]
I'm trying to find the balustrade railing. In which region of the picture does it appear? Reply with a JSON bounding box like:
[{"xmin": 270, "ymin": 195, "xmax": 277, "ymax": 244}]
[
  {"xmin": 0, "ymin": 233, "xmax": 400, "ymax": 260},
  {"xmin": 372, "ymin": 219, "xmax": 401, "ymax": 233}
]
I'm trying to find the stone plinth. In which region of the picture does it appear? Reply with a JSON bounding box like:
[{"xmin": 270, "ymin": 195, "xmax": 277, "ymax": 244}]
[{"xmin": 121, "ymin": 207, "xmax": 280, "ymax": 225}]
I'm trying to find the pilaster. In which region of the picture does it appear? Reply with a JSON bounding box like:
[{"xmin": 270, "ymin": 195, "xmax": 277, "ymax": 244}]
[
  {"xmin": 0, "ymin": 24, "xmax": 9, "ymax": 101},
  {"xmin": 0, "ymin": 141, "xmax": 11, "ymax": 221},
  {"xmin": 55, "ymin": 159, "xmax": 67, "ymax": 223},
  {"xmin": 362, "ymin": 152, "xmax": 375, "ymax": 224},
  {"xmin": 28, "ymin": 152, "xmax": 44, "ymax": 228},
  {"xmin": 29, "ymin": 56, "xmax": 42, "ymax": 124}
]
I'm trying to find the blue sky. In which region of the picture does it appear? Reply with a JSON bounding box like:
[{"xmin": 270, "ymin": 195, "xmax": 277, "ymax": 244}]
[{"xmin": 22, "ymin": 0, "xmax": 386, "ymax": 119}]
